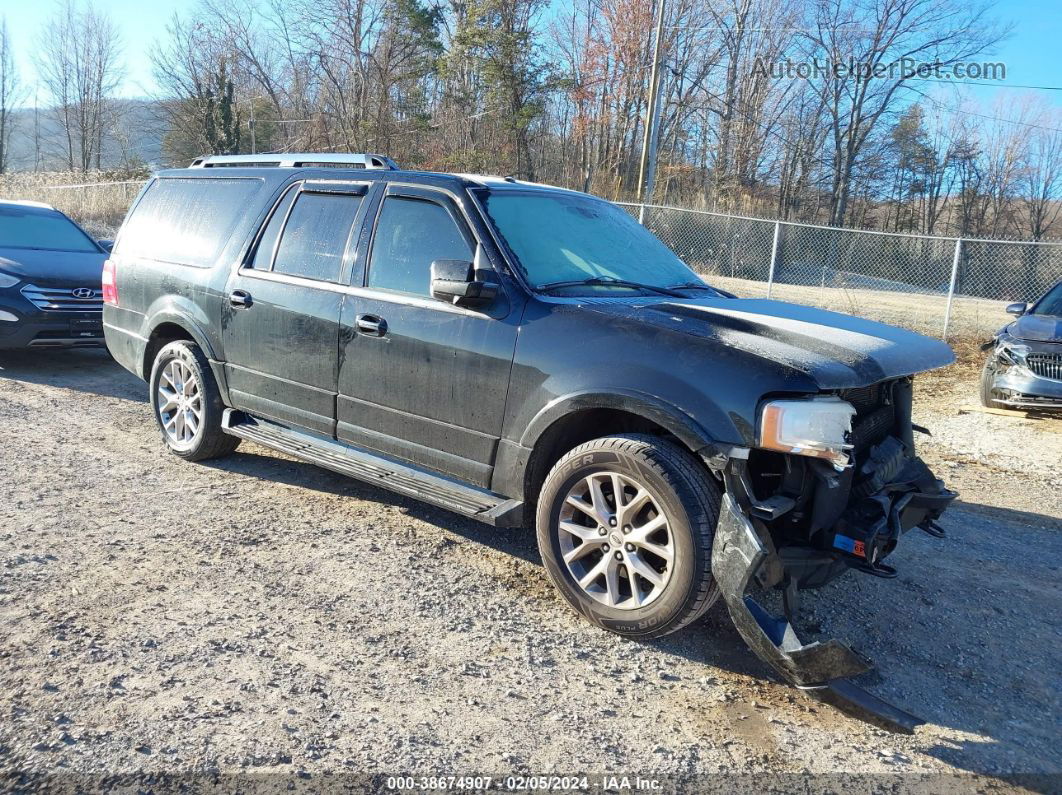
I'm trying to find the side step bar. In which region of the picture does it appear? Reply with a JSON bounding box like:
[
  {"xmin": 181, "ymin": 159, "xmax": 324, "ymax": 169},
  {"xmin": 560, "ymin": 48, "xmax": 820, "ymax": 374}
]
[{"xmin": 221, "ymin": 410, "xmax": 524, "ymax": 528}]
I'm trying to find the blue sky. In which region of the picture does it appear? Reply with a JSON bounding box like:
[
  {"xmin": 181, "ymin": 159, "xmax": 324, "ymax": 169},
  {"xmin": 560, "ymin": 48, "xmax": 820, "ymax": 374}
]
[{"xmin": 3, "ymin": 0, "xmax": 1059, "ymax": 110}]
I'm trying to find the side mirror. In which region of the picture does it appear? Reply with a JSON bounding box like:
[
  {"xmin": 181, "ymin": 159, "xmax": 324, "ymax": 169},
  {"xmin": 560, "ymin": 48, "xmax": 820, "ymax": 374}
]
[
  {"xmin": 98, "ymin": 239, "xmax": 114, "ymax": 253},
  {"xmin": 430, "ymin": 259, "xmax": 498, "ymax": 308},
  {"xmin": 1005, "ymin": 302, "xmax": 1027, "ymax": 317}
]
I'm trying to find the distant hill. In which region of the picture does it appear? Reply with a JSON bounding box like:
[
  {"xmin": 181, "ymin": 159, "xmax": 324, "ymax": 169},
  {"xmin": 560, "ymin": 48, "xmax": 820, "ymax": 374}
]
[{"xmin": 4, "ymin": 98, "xmax": 167, "ymax": 171}]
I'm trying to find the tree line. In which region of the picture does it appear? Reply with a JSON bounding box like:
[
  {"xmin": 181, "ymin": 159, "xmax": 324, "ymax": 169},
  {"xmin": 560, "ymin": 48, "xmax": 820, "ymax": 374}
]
[{"xmin": 1, "ymin": 0, "xmax": 1060, "ymax": 240}]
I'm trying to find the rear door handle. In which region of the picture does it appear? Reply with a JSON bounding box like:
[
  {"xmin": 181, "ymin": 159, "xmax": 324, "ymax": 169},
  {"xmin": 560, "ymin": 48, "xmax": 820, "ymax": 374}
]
[
  {"xmin": 230, "ymin": 290, "xmax": 252, "ymax": 308},
  {"xmin": 355, "ymin": 314, "xmax": 387, "ymax": 336}
]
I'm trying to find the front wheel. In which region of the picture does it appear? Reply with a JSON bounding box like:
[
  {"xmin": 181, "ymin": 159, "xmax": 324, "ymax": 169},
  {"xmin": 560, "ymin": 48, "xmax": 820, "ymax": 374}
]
[
  {"xmin": 536, "ymin": 434, "xmax": 721, "ymax": 640},
  {"xmin": 149, "ymin": 340, "xmax": 239, "ymax": 461},
  {"xmin": 979, "ymin": 357, "xmax": 1002, "ymax": 408}
]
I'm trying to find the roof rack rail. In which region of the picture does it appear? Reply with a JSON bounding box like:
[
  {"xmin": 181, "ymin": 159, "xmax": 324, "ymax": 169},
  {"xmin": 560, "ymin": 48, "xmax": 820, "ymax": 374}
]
[{"xmin": 188, "ymin": 153, "xmax": 399, "ymax": 170}]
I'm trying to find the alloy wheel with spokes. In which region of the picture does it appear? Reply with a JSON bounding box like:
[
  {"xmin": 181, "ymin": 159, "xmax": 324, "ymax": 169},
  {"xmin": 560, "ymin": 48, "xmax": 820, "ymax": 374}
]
[
  {"xmin": 558, "ymin": 471, "xmax": 674, "ymax": 609},
  {"xmin": 536, "ymin": 434, "xmax": 721, "ymax": 640},
  {"xmin": 156, "ymin": 358, "xmax": 203, "ymax": 447},
  {"xmin": 149, "ymin": 340, "xmax": 240, "ymax": 462}
]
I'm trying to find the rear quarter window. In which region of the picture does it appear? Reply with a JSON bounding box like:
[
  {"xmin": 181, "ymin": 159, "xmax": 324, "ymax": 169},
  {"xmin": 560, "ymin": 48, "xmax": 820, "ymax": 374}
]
[{"xmin": 115, "ymin": 177, "xmax": 263, "ymax": 267}]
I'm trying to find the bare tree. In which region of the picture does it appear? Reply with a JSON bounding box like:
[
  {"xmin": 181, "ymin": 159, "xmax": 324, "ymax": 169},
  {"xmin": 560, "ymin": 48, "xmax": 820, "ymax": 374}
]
[
  {"xmin": 152, "ymin": 14, "xmax": 245, "ymax": 161},
  {"xmin": 804, "ymin": 0, "xmax": 1003, "ymax": 226},
  {"xmin": 0, "ymin": 17, "xmax": 23, "ymax": 173},
  {"xmin": 36, "ymin": 0, "xmax": 124, "ymax": 171}
]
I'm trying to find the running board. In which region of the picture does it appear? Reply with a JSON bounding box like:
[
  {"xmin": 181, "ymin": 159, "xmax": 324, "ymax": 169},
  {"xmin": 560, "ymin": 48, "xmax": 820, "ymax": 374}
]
[{"xmin": 222, "ymin": 410, "xmax": 524, "ymax": 527}]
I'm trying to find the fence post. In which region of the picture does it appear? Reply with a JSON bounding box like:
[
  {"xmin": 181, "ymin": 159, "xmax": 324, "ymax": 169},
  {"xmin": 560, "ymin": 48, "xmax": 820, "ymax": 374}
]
[
  {"xmin": 638, "ymin": 202, "xmax": 647, "ymax": 225},
  {"xmin": 942, "ymin": 238, "xmax": 962, "ymax": 340},
  {"xmin": 766, "ymin": 220, "xmax": 781, "ymax": 299}
]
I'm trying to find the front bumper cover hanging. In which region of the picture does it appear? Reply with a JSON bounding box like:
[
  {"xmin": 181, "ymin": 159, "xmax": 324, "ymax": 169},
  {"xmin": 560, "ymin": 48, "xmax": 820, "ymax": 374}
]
[{"xmin": 712, "ymin": 493, "xmax": 924, "ymax": 733}]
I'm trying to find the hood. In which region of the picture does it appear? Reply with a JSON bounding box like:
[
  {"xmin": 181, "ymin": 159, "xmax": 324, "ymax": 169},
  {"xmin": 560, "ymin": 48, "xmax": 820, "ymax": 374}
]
[
  {"xmin": 1008, "ymin": 313, "xmax": 1062, "ymax": 343},
  {"xmin": 0, "ymin": 247, "xmax": 107, "ymax": 288},
  {"xmin": 582, "ymin": 297, "xmax": 955, "ymax": 389}
]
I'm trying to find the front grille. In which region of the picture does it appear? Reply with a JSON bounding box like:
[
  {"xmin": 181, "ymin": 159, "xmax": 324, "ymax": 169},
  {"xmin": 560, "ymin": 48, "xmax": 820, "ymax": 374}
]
[
  {"xmin": 20, "ymin": 284, "xmax": 103, "ymax": 312},
  {"xmin": 1027, "ymin": 352, "xmax": 1062, "ymax": 382},
  {"xmin": 839, "ymin": 382, "xmax": 895, "ymax": 453},
  {"xmin": 839, "ymin": 382, "xmax": 882, "ymax": 414}
]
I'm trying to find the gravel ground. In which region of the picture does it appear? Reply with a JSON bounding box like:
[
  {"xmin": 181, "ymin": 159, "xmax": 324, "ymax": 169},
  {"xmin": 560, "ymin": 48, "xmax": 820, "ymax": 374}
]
[{"xmin": 1, "ymin": 349, "xmax": 1060, "ymax": 792}]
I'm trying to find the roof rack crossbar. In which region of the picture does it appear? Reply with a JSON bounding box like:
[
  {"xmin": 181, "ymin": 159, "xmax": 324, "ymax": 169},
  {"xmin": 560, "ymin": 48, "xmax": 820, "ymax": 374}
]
[{"xmin": 189, "ymin": 153, "xmax": 399, "ymax": 170}]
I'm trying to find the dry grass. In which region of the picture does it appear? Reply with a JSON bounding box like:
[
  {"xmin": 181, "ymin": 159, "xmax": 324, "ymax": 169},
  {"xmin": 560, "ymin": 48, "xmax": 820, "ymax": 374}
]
[
  {"xmin": 709, "ymin": 274, "xmax": 1008, "ymax": 340},
  {"xmin": 0, "ymin": 170, "xmax": 147, "ymax": 238}
]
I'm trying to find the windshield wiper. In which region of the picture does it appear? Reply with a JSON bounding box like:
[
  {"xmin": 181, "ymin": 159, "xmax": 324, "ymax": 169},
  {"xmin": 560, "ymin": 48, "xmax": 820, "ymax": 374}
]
[
  {"xmin": 537, "ymin": 276, "xmax": 685, "ymax": 298},
  {"xmin": 667, "ymin": 281, "xmax": 737, "ymax": 299}
]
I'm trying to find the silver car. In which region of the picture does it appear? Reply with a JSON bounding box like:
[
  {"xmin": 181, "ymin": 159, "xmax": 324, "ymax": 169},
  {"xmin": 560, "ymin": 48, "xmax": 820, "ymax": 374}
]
[{"xmin": 981, "ymin": 281, "xmax": 1062, "ymax": 409}]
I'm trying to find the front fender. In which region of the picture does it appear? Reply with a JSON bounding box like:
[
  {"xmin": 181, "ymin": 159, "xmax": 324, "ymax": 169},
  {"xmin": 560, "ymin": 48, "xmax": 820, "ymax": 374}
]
[{"xmin": 519, "ymin": 388, "xmax": 726, "ymax": 456}]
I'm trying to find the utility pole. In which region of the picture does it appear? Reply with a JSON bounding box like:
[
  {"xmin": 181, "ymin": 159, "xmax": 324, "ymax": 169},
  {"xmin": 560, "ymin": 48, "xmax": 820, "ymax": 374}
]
[
  {"xmin": 636, "ymin": 0, "xmax": 667, "ymax": 202},
  {"xmin": 249, "ymin": 100, "xmax": 256, "ymax": 155}
]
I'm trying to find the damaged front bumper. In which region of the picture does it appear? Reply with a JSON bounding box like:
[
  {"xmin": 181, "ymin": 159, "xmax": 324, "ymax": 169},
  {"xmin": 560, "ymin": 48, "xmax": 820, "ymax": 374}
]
[
  {"xmin": 992, "ymin": 366, "xmax": 1062, "ymax": 409},
  {"xmin": 985, "ymin": 336, "xmax": 1062, "ymax": 409},
  {"xmin": 711, "ymin": 443, "xmax": 956, "ymax": 733}
]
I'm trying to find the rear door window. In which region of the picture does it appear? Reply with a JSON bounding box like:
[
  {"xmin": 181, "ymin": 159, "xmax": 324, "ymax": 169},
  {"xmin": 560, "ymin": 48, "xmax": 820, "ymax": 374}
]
[
  {"xmin": 115, "ymin": 177, "xmax": 262, "ymax": 267},
  {"xmin": 367, "ymin": 196, "xmax": 473, "ymax": 296},
  {"xmin": 271, "ymin": 192, "xmax": 361, "ymax": 283},
  {"xmin": 250, "ymin": 186, "xmax": 298, "ymax": 270}
]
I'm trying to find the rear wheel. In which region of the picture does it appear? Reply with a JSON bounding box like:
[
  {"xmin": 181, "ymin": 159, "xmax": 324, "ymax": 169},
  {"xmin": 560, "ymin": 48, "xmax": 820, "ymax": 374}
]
[
  {"xmin": 536, "ymin": 434, "xmax": 721, "ymax": 640},
  {"xmin": 149, "ymin": 340, "xmax": 239, "ymax": 461}
]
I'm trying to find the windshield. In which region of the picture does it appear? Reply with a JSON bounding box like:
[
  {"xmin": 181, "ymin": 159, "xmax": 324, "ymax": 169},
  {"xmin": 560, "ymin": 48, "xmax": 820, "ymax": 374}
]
[
  {"xmin": 478, "ymin": 189, "xmax": 703, "ymax": 292},
  {"xmin": 0, "ymin": 207, "xmax": 99, "ymax": 253},
  {"xmin": 1032, "ymin": 283, "xmax": 1062, "ymax": 316}
]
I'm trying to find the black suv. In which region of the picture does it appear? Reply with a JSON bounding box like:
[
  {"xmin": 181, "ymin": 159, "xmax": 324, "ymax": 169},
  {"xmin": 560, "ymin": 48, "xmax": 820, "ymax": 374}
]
[
  {"xmin": 0, "ymin": 200, "xmax": 110, "ymax": 349},
  {"xmin": 104, "ymin": 154, "xmax": 956, "ymax": 731}
]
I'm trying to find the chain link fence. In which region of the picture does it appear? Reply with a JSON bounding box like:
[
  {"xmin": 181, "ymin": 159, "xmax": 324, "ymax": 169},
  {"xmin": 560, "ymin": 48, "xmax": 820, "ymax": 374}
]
[
  {"xmin": 620, "ymin": 202, "xmax": 1062, "ymax": 340},
  {"xmin": 3, "ymin": 178, "xmax": 1059, "ymax": 341}
]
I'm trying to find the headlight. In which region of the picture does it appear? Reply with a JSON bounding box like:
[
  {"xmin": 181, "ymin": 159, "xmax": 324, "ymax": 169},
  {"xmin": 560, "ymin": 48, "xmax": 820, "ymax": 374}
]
[
  {"xmin": 997, "ymin": 342, "xmax": 1029, "ymax": 366},
  {"xmin": 758, "ymin": 396, "xmax": 856, "ymax": 469},
  {"xmin": 0, "ymin": 272, "xmax": 20, "ymax": 289}
]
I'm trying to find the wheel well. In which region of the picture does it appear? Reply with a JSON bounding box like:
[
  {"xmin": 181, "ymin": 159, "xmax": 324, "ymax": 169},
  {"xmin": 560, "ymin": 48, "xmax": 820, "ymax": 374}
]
[
  {"xmin": 142, "ymin": 323, "xmax": 194, "ymax": 379},
  {"xmin": 524, "ymin": 408, "xmax": 691, "ymax": 506}
]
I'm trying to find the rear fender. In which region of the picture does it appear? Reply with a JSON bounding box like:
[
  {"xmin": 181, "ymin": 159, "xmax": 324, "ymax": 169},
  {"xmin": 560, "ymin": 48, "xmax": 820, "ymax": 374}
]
[{"xmin": 142, "ymin": 302, "xmax": 229, "ymax": 401}]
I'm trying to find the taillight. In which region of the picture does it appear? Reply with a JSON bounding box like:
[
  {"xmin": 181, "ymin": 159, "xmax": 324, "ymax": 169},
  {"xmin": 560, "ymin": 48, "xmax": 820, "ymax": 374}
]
[{"xmin": 102, "ymin": 259, "xmax": 118, "ymax": 306}]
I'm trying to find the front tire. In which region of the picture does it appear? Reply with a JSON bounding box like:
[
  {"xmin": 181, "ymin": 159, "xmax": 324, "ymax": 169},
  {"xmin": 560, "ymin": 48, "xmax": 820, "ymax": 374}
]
[
  {"xmin": 980, "ymin": 357, "xmax": 1002, "ymax": 408},
  {"xmin": 536, "ymin": 434, "xmax": 721, "ymax": 640},
  {"xmin": 149, "ymin": 340, "xmax": 239, "ymax": 461}
]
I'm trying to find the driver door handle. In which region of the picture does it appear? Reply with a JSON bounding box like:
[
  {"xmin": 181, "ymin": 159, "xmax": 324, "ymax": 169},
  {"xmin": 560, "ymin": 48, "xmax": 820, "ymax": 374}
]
[
  {"xmin": 229, "ymin": 289, "xmax": 253, "ymax": 308},
  {"xmin": 356, "ymin": 314, "xmax": 387, "ymax": 337}
]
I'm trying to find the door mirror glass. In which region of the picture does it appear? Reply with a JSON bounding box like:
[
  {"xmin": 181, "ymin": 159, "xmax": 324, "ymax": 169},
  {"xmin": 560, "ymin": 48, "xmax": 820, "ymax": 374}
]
[
  {"xmin": 430, "ymin": 259, "xmax": 498, "ymax": 307},
  {"xmin": 1005, "ymin": 301, "xmax": 1028, "ymax": 317}
]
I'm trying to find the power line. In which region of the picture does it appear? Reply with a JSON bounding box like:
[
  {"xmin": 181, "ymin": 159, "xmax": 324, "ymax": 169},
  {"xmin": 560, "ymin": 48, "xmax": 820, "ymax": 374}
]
[
  {"xmin": 911, "ymin": 88, "xmax": 1062, "ymax": 134},
  {"xmin": 918, "ymin": 78, "xmax": 1062, "ymax": 92}
]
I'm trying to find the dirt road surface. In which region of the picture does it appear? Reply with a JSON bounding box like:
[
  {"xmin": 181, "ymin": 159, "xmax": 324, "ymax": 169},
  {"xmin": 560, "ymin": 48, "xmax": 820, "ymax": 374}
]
[{"xmin": 1, "ymin": 350, "xmax": 1059, "ymax": 791}]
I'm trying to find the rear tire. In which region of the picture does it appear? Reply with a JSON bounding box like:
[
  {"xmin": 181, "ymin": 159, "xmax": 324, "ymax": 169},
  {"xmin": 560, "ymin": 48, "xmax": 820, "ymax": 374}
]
[
  {"xmin": 536, "ymin": 433, "xmax": 721, "ymax": 640},
  {"xmin": 149, "ymin": 340, "xmax": 239, "ymax": 461}
]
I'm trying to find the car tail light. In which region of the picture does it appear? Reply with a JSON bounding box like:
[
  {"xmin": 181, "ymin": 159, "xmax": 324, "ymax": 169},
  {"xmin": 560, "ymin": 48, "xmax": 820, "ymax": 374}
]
[{"xmin": 102, "ymin": 259, "xmax": 118, "ymax": 306}]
